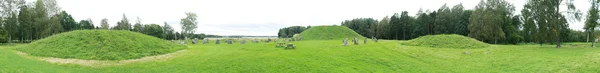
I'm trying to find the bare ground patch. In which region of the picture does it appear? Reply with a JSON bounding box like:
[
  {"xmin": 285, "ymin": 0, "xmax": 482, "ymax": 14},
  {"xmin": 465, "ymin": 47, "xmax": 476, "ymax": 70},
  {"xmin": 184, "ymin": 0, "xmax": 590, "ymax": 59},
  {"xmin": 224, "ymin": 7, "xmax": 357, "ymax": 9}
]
[{"xmin": 14, "ymin": 50, "xmax": 187, "ymax": 68}]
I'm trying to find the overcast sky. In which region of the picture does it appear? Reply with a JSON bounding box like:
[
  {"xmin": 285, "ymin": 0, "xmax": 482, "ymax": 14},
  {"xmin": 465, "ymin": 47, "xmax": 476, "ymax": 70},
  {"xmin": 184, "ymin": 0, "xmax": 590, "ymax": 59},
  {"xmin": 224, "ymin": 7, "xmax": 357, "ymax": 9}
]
[{"xmin": 53, "ymin": 0, "xmax": 591, "ymax": 36}]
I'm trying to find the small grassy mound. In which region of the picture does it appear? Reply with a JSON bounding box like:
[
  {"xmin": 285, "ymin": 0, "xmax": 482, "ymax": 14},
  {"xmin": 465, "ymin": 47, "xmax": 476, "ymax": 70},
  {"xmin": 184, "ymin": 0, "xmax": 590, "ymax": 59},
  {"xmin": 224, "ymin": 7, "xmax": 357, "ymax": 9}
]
[
  {"xmin": 402, "ymin": 34, "xmax": 489, "ymax": 49},
  {"xmin": 298, "ymin": 26, "xmax": 366, "ymax": 40},
  {"xmin": 16, "ymin": 30, "xmax": 186, "ymax": 60}
]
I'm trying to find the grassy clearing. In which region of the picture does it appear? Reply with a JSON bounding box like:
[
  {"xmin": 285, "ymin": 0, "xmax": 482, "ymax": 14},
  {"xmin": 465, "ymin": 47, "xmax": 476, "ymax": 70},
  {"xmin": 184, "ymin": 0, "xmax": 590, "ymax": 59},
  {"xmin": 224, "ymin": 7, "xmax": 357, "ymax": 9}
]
[
  {"xmin": 15, "ymin": 30, "xmax": 186, "ymax": 60},
  {"xmin": 299, "ymin": 26, "xmax": 366, "ymax": 40},
  {"xmin": 1, "ymin": 40, "xmax": 600, "ymax": 72},
  {"xmin": 402, "ymin": 34, "xmax": 490, "ymax": 49}
]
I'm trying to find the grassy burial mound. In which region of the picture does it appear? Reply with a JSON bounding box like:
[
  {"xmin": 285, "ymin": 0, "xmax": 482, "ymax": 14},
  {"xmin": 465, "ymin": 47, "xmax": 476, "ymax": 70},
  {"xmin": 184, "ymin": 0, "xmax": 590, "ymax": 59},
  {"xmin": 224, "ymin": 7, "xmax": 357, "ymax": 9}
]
[
  {"xmin": 298, "ymin": 26, "xmax": 366, "ymax": 40},
  {"xmin": 402, "ymin": 34, "xmax": 489, "ymax": 49},
  {"xmin": 16, "ymin": 30, "xmax": 186, "ymax": 60}
]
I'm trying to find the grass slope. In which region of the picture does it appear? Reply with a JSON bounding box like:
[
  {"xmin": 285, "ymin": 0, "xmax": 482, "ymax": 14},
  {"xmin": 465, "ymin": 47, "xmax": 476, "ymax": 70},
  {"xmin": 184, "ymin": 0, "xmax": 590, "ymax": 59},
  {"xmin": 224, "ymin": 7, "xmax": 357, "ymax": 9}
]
[
  {"xmin": 1, "ymin": 41, "xmax": 600, "ymax": 72},
  {"xmin": 298, "ymin": 26, "xmax": 366, "ymax": 40},
  {"xmin": 16, "ymin": 30, "xmax": 185, "ymax": 60},
  {"xmin": 402, "ymin": 34, "xmax": 489, "ymax": 49}
]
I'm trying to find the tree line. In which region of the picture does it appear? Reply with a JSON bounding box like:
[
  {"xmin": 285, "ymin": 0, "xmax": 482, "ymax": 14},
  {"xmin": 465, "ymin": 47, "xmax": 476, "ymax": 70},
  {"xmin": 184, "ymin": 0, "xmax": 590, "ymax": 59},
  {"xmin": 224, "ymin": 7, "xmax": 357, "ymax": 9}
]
[
  {"xmin": 0, "ymin": 0, "xmax": 201, "ymax": 43},
  {"xmin": 277, "ymin": 26, "xmax": 310, "ymax": 38},
  {"xmin": 341, "ymin": 0, "xmax": 589, "ymax": 48}
]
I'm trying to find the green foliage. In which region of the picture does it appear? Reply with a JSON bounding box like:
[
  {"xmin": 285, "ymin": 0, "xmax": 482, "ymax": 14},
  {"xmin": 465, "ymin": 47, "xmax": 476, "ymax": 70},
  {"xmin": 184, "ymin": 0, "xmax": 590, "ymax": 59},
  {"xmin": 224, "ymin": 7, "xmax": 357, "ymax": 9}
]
[
  {"xmin": 142, "ymin": 24, "xmax": 164, "ymax": 38},
  {"xmin": 341, "ymin": 18, "xmax": 378, "ymax": 38},
  {"xmin": 584, "ymin": 1, "xmax": 599, "ymax": 46},
  {"xmin": 113, "ymin": 14, "xmax": 132, "ymax": 30},
  {"xmin": 59, "ymin": 11, "xmax": 77, "ymax": 31},
  {"xmin": 162, "ymin": 22, "xmax": 175, "ymax": 40},
  {"xmin": 133, "ymin": 23, "xmax": 144, "ymax": 32},
  {"xmin": 100, "ymin": 18, "xmax": 110, "ymax": 29},
  {"xmin": 469, "ymin": 0, "xmax": 513, "ymax": 44},
  {"xmin": 523, "ymin": 0, "xmax": 581, "ymax": 48},
  {"xmin": 377, "ymin": 16, "xmax": 390, "ymax": 39},
  {"xmin": 402, "ymin": 34, "xmax": 490, "ymax": 49},
  {"xmin": 18, "ymin": 6, "xmax": 34, "ymax": 41},
  {"xmin": 133, "ymin": 17, "xmax": 144, "ymax": 32},
  {"xmin": 298, "ymin": 26, "xmax": 366, "ymax": 40},
  {"xmin": 16, "ymin": 30, "xmax": 186, "ymax": 60},
  {"xmin": 278, "ymin": 26, "xmax": 306, "ymax": 38},
  {"xmin": 180, "ymin": 12, "xmax": 198, "ymax": 38},
  {"xmin": 78, "ymin": 19, "xmax": 94, "ymax": 30}
]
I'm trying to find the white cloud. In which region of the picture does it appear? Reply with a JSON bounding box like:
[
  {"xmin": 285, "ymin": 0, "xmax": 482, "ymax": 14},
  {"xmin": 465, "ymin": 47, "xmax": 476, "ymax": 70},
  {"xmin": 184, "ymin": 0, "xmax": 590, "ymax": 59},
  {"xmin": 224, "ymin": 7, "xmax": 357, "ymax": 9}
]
[{"xmin": 56, "ymin": 0, "xmax": 591, "ymax": 36}]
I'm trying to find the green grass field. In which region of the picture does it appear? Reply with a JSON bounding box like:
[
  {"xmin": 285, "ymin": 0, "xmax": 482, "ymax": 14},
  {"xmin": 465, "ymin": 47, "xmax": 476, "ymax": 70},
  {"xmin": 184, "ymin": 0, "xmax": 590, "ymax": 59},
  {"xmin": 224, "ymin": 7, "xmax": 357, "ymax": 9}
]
[{"xmin": 1, "ymin": 40, "xmax": 600, "ymax": 72}]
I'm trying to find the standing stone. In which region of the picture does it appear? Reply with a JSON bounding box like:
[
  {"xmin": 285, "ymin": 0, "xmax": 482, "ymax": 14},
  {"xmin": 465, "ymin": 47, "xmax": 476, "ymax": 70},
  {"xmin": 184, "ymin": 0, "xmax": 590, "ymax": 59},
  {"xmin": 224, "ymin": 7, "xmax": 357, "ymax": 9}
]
[
  {"xmin": 171, "ymin": 40, "xmax": 175, "ymax": 43},
  {"xmin": 343, "ymin": 38, "xmax": 348, "ymax": 46},
  {"xmin": 288, "ymin": 38, "xmax": 293, "ymax": 42},
  {"xmin": 374, "ymin": 37, "xmax": 378, "ymax": 42},
  {"xmin": 178, "ymin": 40, "xmax": 182, "ymax": 44},
  {"xmin": 216, "ymin": 39, "xmax": 220, "ymax": 44},
  {"xmin": 191, "ymin": 38, "xmax": 198, "ymax": 44},
  {"xmin": 184, "ymin": 37, "xmax": 189, "ymax": 44},
  {"xmin": 241, "ymin": 40, "xmax": 246, "ymax": 44},
  {"xmin": 364, "ymin": 39, "xmax": 367, "ymax": 44},
  {"xmin": 353, "ymin": 37, "xmax": 359, "ymax": 45},
  {"xmin": 283, "ymin": 38, "xmax": 287, "ymax": 43},
  {"xmin": 203, "ymin": 39, "xmax": 209, "ymax": 44},
  {"xmin": 227, "ymin": 40, "xmax": 233, "ymax": 44}
]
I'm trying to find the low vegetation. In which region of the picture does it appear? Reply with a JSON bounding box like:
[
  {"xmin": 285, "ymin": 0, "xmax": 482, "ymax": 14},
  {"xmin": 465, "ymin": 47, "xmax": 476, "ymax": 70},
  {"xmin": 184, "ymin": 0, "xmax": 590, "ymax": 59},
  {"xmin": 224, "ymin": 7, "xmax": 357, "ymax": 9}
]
[
  {"xmin": 1, "ymin": 40, "xmax": 600, "ymax": 72},
  {"xmin": 298, "ymin": 26, "xmax": 366, "ymax": 40},
  {"xmin": 15, "ymin": 30, "xmax": 186, "ymax": 60},
  {"xmin": 402, "ymin": 34, "xmax": 489, "ymax": 49}
]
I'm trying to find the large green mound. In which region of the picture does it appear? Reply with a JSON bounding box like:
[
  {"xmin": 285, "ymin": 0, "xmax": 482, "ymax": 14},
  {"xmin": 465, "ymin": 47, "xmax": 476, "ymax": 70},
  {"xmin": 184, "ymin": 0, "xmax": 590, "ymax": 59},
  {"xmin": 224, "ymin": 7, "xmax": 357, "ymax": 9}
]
[
  {"xmin": 17, "ymin": 30, "xmax": 186, "ymax": 60},
  {"xmin": 402, "ymin": 34, "xmax": 489, "ymax": 49},
  {"xmin": 298, "ymin": 26, "xmax": 366, "ymax": 40}
]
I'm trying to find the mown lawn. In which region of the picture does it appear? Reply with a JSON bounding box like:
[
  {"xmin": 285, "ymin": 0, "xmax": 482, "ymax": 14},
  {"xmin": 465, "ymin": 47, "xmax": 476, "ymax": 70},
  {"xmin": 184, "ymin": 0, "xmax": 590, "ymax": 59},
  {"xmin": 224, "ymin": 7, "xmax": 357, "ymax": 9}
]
[{"xmin": 1, "ymin": 40, "xmax": 600, "ymax": 72}]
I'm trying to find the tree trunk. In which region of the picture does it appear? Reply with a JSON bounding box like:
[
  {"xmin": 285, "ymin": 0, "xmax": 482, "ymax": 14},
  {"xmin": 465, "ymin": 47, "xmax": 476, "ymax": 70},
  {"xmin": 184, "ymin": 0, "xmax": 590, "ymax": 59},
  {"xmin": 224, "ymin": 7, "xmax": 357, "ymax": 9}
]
[
  {"xmin": 395, "ymin": 32, "xmax": 398, "ymax": 40},
  {"xmin": 8, "ymin": 36, "xmax": 12, "ymax": 45},
  {"xmin": 556, "ymin": 35, "xmax": 561, "ymax": 48}
]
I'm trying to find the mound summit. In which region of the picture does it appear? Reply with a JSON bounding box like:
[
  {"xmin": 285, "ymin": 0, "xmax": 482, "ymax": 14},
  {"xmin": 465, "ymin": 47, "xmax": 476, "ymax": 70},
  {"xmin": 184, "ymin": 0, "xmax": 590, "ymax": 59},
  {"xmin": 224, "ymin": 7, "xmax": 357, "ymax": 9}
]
[
  {"xmin": 17, "ymin": 30, "xmax": 186, "ymax": 60},
  {"xmin": 402, "ymin": 34, "xmax": 489, "ymax": 49},
  {"xmin": 298, "ymin": 26, "xmax": 366, "ymax": 40}
]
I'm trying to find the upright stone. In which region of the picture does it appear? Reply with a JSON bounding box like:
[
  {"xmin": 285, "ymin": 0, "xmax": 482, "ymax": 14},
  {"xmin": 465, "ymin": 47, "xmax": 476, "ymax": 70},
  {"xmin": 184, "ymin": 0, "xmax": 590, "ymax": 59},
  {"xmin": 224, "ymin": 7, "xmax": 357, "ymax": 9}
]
[
  {"xmin": 178, "ymin": 40, "xmax": 183, "ymax": 44},
  {"xmin": 353, "ymin": 37, "xmax": 359, "ymax": 45},
  {"xmin": 241, "ymin": 40, "xmax": 246, "ymax": 44},
  {"xmin": 374, "ymin": 37, "xmax": 378, "ymax": 42},
  {"xmin": 203, "ymin": 39, "xmax": 209, "ymax": 44},
  {"xmin": 191, "ymin": 38, "xmax": 198, "ymax": 44},
  {"xmin": 227, "ymin": 40, "xmax": 233, "ymax": 44},
  {"xmin": 343, "ymin": 38, "xmax": 348, "ymax": 46},
  {"xmin": 364, "ymin": 39, "xmax": 367, "ymax": 44},
  {"xmin": 184, "ymin": 37, "xmax": 189, "ymax": 44}
]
